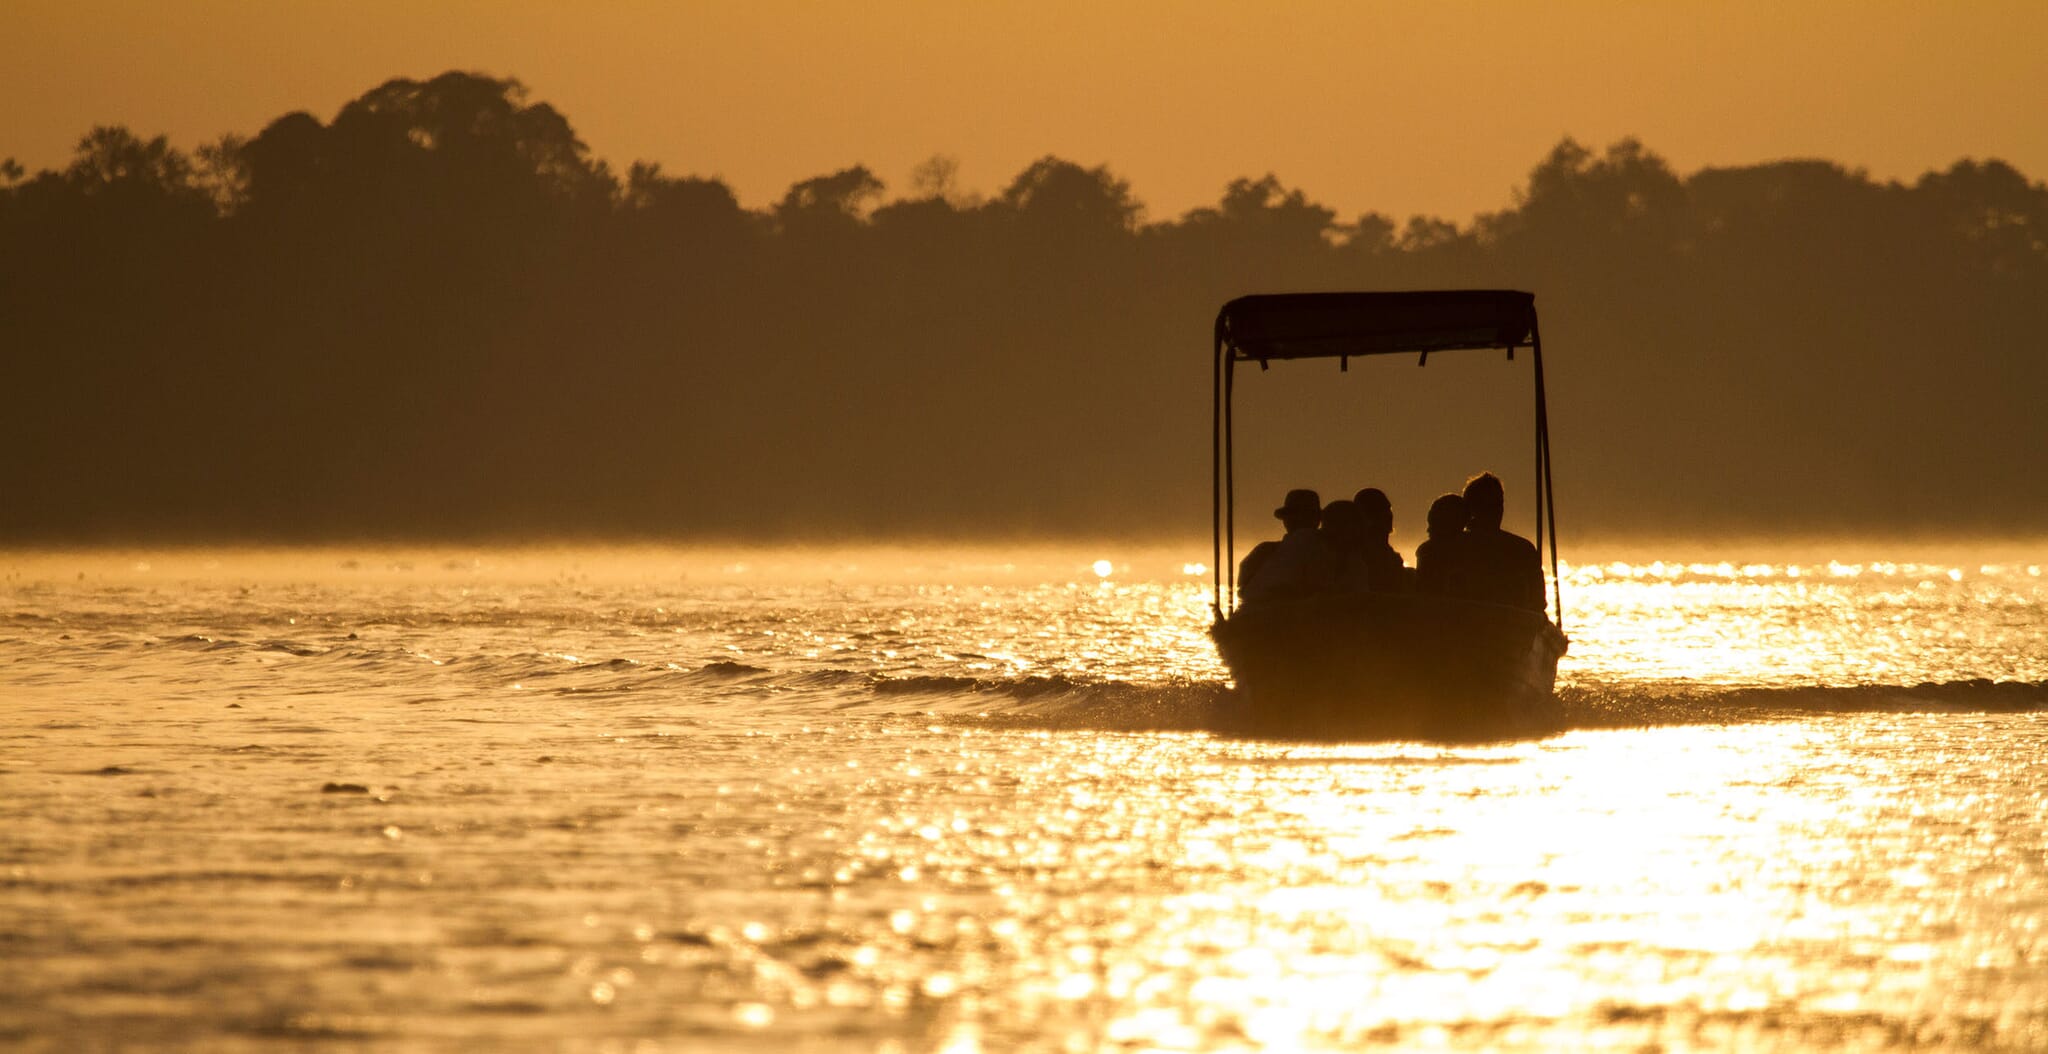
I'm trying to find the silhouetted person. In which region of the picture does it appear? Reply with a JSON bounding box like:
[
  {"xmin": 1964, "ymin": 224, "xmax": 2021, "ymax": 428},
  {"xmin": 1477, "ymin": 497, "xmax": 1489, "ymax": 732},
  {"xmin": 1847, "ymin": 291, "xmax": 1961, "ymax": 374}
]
[
  {"xmin": 1318, "ymin": 499, "xmax": 1371, "ymax": 592},
  {"xmin": 1239, "ymin": 489, "xmax": 1334, "ymax": 605},
  {"xmin": 1458, "ymin": 472, "xmax": 1545, "ymax": 611},
  {"xmin": 1414, "ymin": 493, "xmax": 1469, "ymax": 596},
  {"xmin": 1351, "ymin": 487, "xmax": 1413, "ymax": 591}
]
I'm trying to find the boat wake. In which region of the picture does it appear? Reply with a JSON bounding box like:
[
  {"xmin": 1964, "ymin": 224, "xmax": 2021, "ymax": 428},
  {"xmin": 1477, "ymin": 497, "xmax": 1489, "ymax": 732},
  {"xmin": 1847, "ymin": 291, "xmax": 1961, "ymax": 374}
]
[
  {"xmin": 870, "ymin": 672, "xmax": 2048, "ymax": 737},
  {"xmin": 25, "ymin": 629, "xmax": 2046, "ymax": 739},
  {"xmin": 874, "ymin": 673, "xmax": 1235, "ymax": 732},
  {"xmin": 1559, "ymin": 678, "xmax": 2048, "ymax": 729}
]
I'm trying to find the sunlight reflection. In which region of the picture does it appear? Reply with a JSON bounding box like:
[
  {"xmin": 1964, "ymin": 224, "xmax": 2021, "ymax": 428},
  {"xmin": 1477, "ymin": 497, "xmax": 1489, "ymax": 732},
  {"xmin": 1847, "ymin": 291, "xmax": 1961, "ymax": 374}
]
[
  {"xmin": 1555, "ymin": 555, "xmax": 2045, "ymax": 687},
  {"xmin": 6, "ymin": 545, "xmax": 2047, "ymax": 1049},
  {"xmin": 1055, "ymin": 722, "xmax": 2004, "ymax": 1048}
]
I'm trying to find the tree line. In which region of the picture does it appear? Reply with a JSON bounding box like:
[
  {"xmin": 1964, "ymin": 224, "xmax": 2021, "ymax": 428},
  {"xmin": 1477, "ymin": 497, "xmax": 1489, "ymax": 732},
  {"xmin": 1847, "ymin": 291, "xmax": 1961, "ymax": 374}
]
[{"xmin": 4, "ymin": 71, "xmax": 2044, "ymax": 543}]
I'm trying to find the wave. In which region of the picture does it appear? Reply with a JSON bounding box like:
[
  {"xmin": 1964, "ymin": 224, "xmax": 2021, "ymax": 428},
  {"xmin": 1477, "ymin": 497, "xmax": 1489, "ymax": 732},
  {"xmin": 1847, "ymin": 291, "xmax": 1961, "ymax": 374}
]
[
  {"xmin": 255, "ymin": 639, "xmax": 326, "ymax": 657},
  {"xmin": 158, "ymin": 633, "xmax": 240, "ymax": 651},
  {"xmin": 871, "ymin": 672, "xmax": 1233, "ymax": 731},
  {"xmin": 688, "ymin": 659, "xmax": 770, "ymax": 678}
]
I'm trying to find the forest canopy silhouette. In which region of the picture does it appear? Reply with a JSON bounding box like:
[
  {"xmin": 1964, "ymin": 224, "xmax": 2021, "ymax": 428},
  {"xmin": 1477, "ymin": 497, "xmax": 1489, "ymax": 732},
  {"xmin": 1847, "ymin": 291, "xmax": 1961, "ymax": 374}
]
[{"xmin": 4, "ymin": 71, "xmax": 2045, "ymax": 543}]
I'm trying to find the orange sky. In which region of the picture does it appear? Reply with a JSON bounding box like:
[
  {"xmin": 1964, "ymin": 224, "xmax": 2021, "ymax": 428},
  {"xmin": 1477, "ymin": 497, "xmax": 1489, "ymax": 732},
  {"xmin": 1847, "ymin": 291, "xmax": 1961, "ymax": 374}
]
[{"xmin": 4, "ymin": 0, "xmax": 2044, "ymax": 222}]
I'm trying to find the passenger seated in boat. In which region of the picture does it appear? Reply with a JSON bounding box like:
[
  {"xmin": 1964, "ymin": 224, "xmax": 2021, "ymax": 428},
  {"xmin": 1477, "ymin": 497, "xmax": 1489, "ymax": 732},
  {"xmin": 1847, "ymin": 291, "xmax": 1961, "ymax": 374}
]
[
  {"xmin": 1317, "ymin": 499, "xmax": 1372, "ymax": 592},
  {"xmin": 1459, "ymin": 472, "xmax": 1545, "ymax": 611},
  {"xmin": 1351, "ymin": 487, "xmax": 1414, "ymax": 591},
  {"xmin": 1239, "ymin": 488, "xmax": 1334, "ymax": 605},
  {"xmin": 1414, "ymin": 493, "xmax": 1469, "ymax": 596}
]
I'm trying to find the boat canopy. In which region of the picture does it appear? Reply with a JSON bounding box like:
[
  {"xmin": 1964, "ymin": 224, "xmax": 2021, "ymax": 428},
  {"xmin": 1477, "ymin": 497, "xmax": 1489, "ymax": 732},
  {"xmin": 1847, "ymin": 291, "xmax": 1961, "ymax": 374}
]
[
  {"xmin": 1212, "ymin": 288, "xmax": 1561, "ymax": 627},
  {"xmin": 1217, "ymin": 290, "xmax": 1536, "ymax": 363}
]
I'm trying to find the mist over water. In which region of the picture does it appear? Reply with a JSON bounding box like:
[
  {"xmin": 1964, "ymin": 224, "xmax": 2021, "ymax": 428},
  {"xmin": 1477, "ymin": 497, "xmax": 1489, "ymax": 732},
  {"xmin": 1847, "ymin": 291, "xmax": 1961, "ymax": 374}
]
[{"xmin": 4, "ymin": 543, "xmax": 2046, "ymax": 1050}]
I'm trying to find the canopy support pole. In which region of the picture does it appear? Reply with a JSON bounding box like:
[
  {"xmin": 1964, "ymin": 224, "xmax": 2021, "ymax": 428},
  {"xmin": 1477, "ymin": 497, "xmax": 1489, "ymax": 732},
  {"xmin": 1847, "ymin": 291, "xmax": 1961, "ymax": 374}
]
[
  {"xmin": 1224, "ymin": 350, "xmax": 1238, "ymax": 617},
  {"xmin": 1211, "ymin": 331, "xmax": 1225, "ymax": 616},
  {"xmin": 1531, "ymin": 321, "xmax": 1563, "ymax": 630},
  {"xmin": 1212, "ymin": 328, "xmax": 1240, "ymax": 619}
]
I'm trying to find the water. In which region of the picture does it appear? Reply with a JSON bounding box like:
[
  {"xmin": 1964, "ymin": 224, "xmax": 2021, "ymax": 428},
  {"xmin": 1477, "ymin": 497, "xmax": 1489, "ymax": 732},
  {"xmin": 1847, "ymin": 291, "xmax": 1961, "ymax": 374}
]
[{"xmin": 4, "ymin": 544, "xmax": 2046, "ymax": 1052}]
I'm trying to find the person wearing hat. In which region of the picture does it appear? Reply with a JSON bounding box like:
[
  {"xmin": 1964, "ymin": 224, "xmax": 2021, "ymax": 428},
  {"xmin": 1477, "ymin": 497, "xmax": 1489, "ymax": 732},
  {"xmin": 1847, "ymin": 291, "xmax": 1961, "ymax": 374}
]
[{"xmin": 1238, "ymin": 488, "xmax": 1335, "ymax": 606}]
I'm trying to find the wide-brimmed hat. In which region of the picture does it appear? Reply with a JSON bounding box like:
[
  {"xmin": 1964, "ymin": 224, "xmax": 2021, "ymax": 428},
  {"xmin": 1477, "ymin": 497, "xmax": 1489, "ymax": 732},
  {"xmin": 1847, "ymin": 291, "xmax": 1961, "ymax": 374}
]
[{"xmin": 1274, "ymin": 488, "xmax": 1322, "ymax": 520}]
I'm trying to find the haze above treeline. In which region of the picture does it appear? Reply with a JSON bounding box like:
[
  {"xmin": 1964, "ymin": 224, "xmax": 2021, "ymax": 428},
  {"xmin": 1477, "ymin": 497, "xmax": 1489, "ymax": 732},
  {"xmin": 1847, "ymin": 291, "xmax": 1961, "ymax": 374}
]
[{"xmin": 5, "ymin": 71, "xmax": 2045, "ymax": 544}]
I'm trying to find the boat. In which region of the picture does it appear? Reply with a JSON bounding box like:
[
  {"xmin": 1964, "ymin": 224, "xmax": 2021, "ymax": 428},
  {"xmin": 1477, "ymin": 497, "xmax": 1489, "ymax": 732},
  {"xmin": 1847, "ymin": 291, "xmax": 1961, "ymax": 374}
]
[{"xmin": 1206, "ymin": 290, "xmax": 1569, "ymax": 739}]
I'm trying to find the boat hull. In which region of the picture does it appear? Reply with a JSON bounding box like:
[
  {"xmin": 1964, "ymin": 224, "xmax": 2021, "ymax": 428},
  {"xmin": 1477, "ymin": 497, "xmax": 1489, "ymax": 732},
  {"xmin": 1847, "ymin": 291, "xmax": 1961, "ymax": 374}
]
[{"xmin": 1210, "ymin": 592, "xmax": 1567, "ymax": 740}]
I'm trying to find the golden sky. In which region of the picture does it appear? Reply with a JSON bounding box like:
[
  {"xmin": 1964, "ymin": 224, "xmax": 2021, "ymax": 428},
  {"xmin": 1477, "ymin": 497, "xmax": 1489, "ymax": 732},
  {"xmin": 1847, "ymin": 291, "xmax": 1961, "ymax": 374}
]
[{"xmin": 4, "ymin": 0, "xmax": 2043, "ymax": 221}]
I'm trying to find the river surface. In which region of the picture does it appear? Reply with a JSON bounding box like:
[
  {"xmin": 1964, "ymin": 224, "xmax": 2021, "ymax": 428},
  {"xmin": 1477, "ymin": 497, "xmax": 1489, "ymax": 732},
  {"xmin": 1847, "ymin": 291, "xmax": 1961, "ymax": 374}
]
[{"xmin": 4, "ymin": 544, "xmax": 2046, "ymax": 1052}]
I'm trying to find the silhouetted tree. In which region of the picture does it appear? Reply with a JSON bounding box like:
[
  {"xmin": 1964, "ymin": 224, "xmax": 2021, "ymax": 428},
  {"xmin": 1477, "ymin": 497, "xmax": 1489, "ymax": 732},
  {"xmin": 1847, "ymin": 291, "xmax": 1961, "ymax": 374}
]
[
  {"xmin": 996, "ymin": 156, "xmax": 1140, "ymax": 236},
  {"xmin": 775, "ymin": 165, "xmax": 885, "ymax": 235},
  {"xmin": 4, "ymin": 71, "xmax": 2045, "ymax": 541},
  {"xmin": 907, "ymin": 154, "xmax": 965, "ymax": 203}
]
